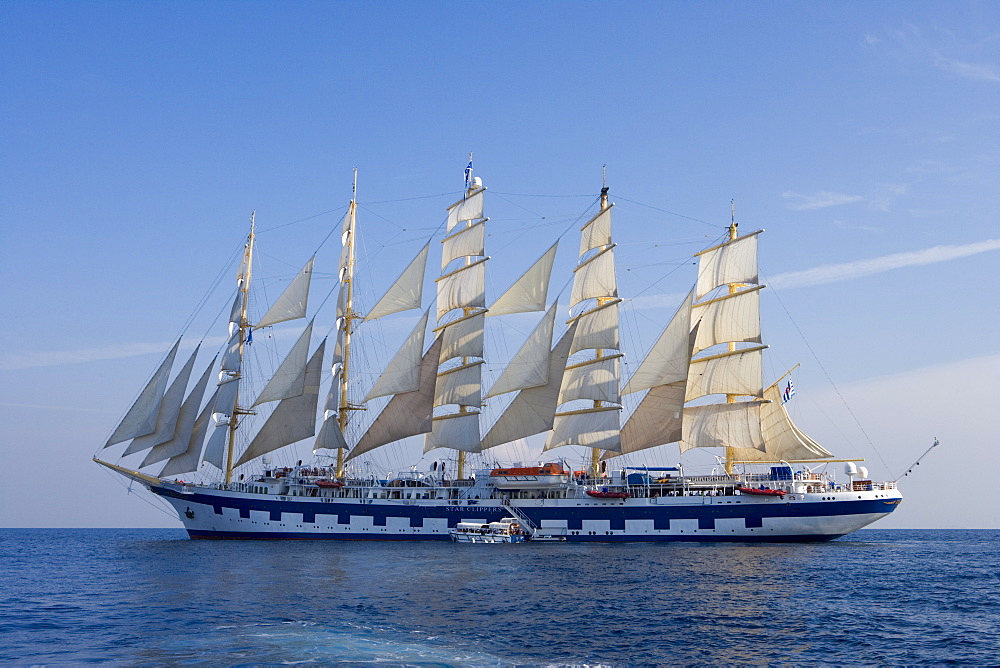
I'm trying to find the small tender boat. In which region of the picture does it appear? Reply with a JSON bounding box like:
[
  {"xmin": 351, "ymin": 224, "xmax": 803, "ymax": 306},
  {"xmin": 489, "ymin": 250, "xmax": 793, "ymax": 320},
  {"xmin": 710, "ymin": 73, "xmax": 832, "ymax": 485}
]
[
  {"xmin": 586, "ymin": 489, "xmax": 630, "ymax": 499},
  {"xmin": 738, "ymin": 486, "xmax": 787, "ymax": 497},
  {"xmin": 450, "ymin": 518, "xmax": 527, "ymax": 543},
  {"xmin": 315, "ymin": 480, "xmax": 345, "ymax": 488}
]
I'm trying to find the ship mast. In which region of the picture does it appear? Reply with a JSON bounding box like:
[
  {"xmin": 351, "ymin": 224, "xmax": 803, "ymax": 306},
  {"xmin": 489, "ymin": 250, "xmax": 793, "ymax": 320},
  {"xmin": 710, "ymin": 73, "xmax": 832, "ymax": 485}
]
[
  {"xmin": 456, "ymin": 152, "xmax": 474, "ymax": 481},
  {"xmin": 724, "ymin": 200, "xmax": 739, "ymax": 475},
  {"xmin": 336, "ymin": 169, "xmax": 360, "ymax": 478},
  {"xmin": 225, "ymin": 211, "xmax": 256, "ymax": 484},
  {"xmin": 588, "ymin": 175, "xmax": 612, "ymax": 478}
]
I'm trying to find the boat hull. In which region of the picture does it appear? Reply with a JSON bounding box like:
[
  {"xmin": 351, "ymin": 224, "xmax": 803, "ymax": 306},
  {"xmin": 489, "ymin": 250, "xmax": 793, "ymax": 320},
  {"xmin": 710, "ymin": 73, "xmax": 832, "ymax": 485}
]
[{"xmin": 152, "ymin": 484, "xmax": 901, "ymax": 542}]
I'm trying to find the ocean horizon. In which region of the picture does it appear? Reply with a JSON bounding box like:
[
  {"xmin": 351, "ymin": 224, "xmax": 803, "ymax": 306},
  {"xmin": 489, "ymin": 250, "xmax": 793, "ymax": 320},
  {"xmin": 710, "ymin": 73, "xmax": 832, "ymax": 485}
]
[{"xmin": 2, "ymin": 528, "xmax": 997, "ymax": 665}]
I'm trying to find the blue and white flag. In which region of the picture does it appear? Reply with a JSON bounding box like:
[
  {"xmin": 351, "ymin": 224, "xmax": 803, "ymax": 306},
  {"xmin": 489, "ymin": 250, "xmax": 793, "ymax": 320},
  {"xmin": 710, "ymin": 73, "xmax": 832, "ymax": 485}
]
[
  {"xmin": 464, "ymin": 160, "xmax": 473, "ymax": 190},
  {"xmin": 782, "ymin": 379, "xmax": 795, "ymax": 404}
]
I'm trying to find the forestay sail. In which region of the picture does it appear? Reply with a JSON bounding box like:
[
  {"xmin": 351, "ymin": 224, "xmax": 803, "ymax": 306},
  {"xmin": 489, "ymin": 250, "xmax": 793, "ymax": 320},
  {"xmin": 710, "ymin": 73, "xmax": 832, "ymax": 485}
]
[
  {"xmin": 123, "ymin": 346, "xmax": 199, "ymax": 456},
  {"xmin": 140, "ymin": 355, "xmax": 216, "ymax": 467},
  {"xmin": 104, "ymin": 339, "xmax": 180, "ymax": 448}
]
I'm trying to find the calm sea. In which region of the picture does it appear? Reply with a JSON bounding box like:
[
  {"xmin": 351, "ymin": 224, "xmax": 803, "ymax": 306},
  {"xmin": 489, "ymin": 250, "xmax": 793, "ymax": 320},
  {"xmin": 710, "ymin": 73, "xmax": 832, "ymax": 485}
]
[{"xmin": 1, "ymin": 529, "xmax": 997, "ymax": 665}]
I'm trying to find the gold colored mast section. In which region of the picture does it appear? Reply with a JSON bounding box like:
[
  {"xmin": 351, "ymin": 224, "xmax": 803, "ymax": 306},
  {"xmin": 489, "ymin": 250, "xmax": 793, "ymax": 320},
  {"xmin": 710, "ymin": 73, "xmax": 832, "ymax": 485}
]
[
  {"xmin": 589, "ymin": 180, "xmax": 612, "ymax": 479},
  {"xmin": 724, "ymin": 201, "xmax": 739, "ymax": 475},
  {"xmin": 225, "ymin": 211, "xmax": 256, "ymax": 484},
  {"xmin": 336, "ymin": 169, "xmax": 360, "ymax": 478},
  {"xmin": 456, "ymin": 152, "xmax": 474, "ymax": 482}
]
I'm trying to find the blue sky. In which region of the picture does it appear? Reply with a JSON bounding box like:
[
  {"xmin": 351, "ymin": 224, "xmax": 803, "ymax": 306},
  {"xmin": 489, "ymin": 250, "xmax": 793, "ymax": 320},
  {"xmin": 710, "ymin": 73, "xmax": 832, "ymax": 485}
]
[{"xmin": 2, "ymin": 1, "xmax": 998, "ymax": 528}]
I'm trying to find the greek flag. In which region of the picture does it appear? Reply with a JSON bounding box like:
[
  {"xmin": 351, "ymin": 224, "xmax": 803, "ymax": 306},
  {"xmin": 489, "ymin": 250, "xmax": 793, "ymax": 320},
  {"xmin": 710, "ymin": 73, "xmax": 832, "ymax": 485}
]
[
  {"xmin": 782, "ymin": 379, "xmax": 795, "ymax": 404},
  {"xmin": 464, "ymin": 160, "xmax": 473, "ymax": 190}
]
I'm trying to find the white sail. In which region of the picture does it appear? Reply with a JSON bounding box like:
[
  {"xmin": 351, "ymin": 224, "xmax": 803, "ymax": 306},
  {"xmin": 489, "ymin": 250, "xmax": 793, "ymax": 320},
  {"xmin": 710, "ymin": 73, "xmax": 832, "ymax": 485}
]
[
  {"xmin": 543, "ymin": 406, "xmax": 621, "ymax": 453},
  {"xmin": 220, "ymin": 329, "xmax": 242, "ymax": 372},
  {"xmin": 570, "ymin": 247, "xmax": 617, "ymax": 307},
  {"xmin": 203, "ymin": 419, "xmax": 229, "ymax": 470},
  {"xmin": 348, "ymin": 338, "xmax": 443, "ymax": 460},
  {"xmin": 695, "ymin": 233, "xmax": 760, "ymax": 300},
  {"xmin": 123, "ymin": 347, "xmax": 198, "ymax": 455},
  {"xmin": 569, "ymin": 301, "xmax": 620, "ymax": 355},
  {"xmin": 480, "ymin": 324, "xmax": 576, "ymax": 450},
  {"xmin": 751, "ymin": 382, "xmax": 834, "ymax": 460},
  {"xmin": 314, "ymin": 414, "xmax": 349, "ymax": 452},
  {"xmin": 622, "ymin": 288, "xmax": 694, "ymax": 395},
  {"xmin": 256, "ymin": 256, "xmax": 314, "ymax": 329},
  {"xmin": 252, "ymin": 321, "xmax": 313, "ymax": 406},
  {"xmin": 686, "ymin": 347, "xmax": 765, "ymax": 401},
  {"xmin": 424, "ymin": 412, "xmax": 481, "ymax": 453},
  {"xmin": 618, "ymin": 382, "xmax": 686, "ymax": 456},
  {"xmin": 434, "ymin": 361, "xmax": 483, "ymax": 407},
  {"xmin": 691, "ymin": 286, "xmax": 762, "ymax": 355},
  {"xmin": 679, "ymin": 402, "xmax": 765, "ymax": 453},
  {"xmin": 579, "ymin": 205, "xmax": 613, "ymax": 256},
  {"xmin": 234, "ymin": 340, "xmax": 325, "ymax": 467},
  {"xmin": 441, "ymin": 221, "xmax": 485, "ymax": 269},
  {"xmin": 160, "ymin": 385, "xmax": 218, "ymax": 477},
  {"xmin": 485, "ymin": 303, "xmax": 557, "ymax": 398},
  {"xmin": 104, "ymin": 339, "xmax": 180, "ymax": 447},
  {"xmin": 488, "ymin": 243, "xmax": 558, "ymax": 317},
  {"xmin": 214, "ymin": 375, "xmax": 240, "ymax": 418},
  {"xmin": 559, "ymin": 356, "xmax": 620, "ymax": 404},
  {"xmin": 436, "ymin": 259, "xmax": 487, "ymax": 319},
  {"xmin": 228, "ymin": 291, "xmax": 242, "ymax": 335},
  {"xmin": 446, "ymin": 188, "xmax": 484, "ymax": 232},
  {"xmin": 339, "ymin": 209, "xmax": 353, "ymax": 279},
  {"xmin": 364, "ymin": 311, "xmax": 429, "ymax": 402},
  {"xmin": 140, "ymin": 355, "xmax": 215, "ymax": 467},
  {"xmin": 438, "ymin": 312, "xmax": 485, "ymax": 363},
  {"xmin": 364, "ymin": 243, "xmax": 429, "ymax": 321}
]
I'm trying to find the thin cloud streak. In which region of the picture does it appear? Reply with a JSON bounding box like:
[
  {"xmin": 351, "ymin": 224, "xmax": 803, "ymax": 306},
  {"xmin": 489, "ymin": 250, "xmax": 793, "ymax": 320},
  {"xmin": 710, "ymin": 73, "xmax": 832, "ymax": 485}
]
[
  {"xmin": 933, "ymin": 55, "xmax": 1000, "ymax": 83},
  {"xmin": 769, "ymin": 238, "xmax": 1000, "ymax": 289},
  {"xmin": 782, "ymin": 191, "xmax": 863, "ymax": 211}
]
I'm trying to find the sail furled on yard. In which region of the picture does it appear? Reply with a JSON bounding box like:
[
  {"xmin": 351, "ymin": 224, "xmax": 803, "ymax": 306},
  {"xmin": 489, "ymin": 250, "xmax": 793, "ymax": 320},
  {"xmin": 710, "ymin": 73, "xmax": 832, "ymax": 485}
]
[
  {"xmin": 425, "ymin": 182, "xmax": 490, "ymax": 455},
  {"xmin": 123, "ymin": 346, "xmax": 199, "ymax": 456},
  {"xmin": 234, "ymin": 340, "xmax": 325, "ymax": 468},
  {"xmin": 255, "ymin": 256, "xmax": 314, "ymax": 329},
  {"xmin": 104, "ymin": 339, "xmax": 180, "ymax": 448},
  {"xmin": 141, "ymin": 355, "xmax": 216, "ymax": 468},
  {"xmin": 364, "ymin": 244, "xmax": 429, "ymax": 321},
  {"xmin": 252, "ymin": 321, "xmax": 314, "ymax": 406},
  {"xmin": 544, "ymin": 201, "xmax": 622, "ymax": 454},
  {"xmin": 349, "ymin": 337, "xmax": 443, "ymax": 460},
  {"xmin": 489, "ymin": 243, "xmax": 558, "ymax": 317}
]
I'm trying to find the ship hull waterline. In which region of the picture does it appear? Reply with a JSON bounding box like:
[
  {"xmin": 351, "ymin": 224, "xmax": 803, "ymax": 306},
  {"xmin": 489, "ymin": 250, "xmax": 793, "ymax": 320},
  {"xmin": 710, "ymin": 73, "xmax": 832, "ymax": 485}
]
[{"xmin": 151, "ymin": 484, "xmax": 901, "ymax": 543}]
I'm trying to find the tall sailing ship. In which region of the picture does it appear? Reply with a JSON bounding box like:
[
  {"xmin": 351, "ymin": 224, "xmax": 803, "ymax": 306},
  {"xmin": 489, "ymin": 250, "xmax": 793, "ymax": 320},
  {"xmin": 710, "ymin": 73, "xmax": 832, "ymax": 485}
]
[{"xmin": 95, "ymin": 165, "xmax": 902, "ymax": 541}]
